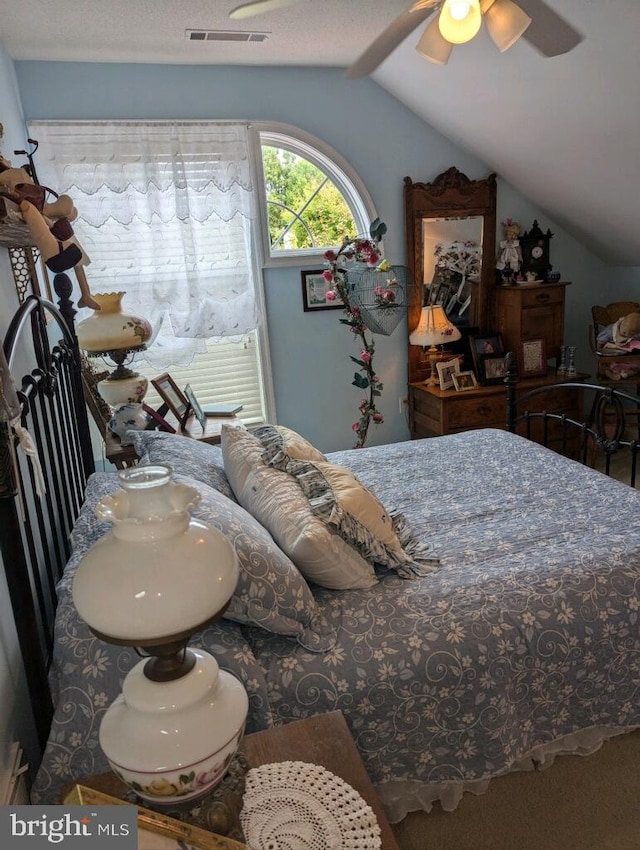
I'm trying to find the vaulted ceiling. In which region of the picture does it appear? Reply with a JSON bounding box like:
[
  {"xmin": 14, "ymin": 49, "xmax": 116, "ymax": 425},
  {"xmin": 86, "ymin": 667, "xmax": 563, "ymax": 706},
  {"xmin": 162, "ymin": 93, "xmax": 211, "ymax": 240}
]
[{"xmin": 2, "ymin": 0, "xmax": 639, "ymax": 264}]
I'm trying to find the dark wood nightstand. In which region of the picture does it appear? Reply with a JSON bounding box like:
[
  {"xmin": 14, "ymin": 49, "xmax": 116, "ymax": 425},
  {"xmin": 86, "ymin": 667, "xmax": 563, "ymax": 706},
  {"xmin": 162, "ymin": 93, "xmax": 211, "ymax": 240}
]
[{"xmin": 75, "ymin": 711, "xmax": 400, "ymax": 850}]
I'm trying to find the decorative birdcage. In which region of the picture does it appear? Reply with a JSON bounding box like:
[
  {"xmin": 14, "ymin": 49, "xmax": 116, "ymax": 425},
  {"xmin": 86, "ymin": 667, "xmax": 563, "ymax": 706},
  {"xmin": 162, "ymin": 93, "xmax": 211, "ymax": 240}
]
[{"xmin": 347, "ymin": 264, "xmax": 408, "ymax": 336}]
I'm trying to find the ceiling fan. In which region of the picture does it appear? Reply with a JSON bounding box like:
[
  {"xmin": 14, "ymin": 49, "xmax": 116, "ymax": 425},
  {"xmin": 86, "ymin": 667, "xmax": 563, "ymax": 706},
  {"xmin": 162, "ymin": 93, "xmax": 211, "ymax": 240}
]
[{"xmin": 228, "ymin": 0, "xmax": 583, "ymax": 78}]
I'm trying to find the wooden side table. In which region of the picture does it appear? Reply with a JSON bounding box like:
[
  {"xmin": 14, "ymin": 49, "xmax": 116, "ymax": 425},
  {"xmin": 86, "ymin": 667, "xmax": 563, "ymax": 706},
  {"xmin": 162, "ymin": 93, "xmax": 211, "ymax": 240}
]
[
  {"xmin": 74, "ymin": 711, "xmax": 400, "ymax": 849},
  {"xmin": 105, "ymin": 413, "xmax": 242, "ymax": 469}
]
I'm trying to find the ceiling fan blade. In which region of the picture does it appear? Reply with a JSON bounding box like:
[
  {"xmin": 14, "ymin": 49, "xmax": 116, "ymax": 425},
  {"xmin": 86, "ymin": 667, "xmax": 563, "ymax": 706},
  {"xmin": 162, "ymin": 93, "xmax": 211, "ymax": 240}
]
[
  {"xmin": 229, "ymin": 0, "xmax": 301, "ymax": 20},
  {"xmin": 515, "ymin": 0, "xmax": 584, "ymax": 56},
  {"xmin": 345, "ymin": 0, "xmax": 441, "ymax": 79}
]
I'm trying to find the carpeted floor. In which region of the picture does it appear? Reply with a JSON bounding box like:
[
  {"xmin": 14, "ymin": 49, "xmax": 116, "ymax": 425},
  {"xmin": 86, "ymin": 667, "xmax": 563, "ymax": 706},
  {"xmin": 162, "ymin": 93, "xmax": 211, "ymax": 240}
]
[{"xmin": 391, "ymin": 729, "xmax": 640, "ymax": 850}]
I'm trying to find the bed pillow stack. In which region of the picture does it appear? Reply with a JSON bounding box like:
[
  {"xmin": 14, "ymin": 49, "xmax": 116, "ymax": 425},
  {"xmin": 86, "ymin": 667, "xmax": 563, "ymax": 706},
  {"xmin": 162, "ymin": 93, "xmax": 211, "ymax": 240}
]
[
  {"xmin": 247, "ymin": 424, "xmax": 439, "ymax": 580},
  {"xmin": 221, "ymin": 425, "xmax": 379, "ymax": 590}
]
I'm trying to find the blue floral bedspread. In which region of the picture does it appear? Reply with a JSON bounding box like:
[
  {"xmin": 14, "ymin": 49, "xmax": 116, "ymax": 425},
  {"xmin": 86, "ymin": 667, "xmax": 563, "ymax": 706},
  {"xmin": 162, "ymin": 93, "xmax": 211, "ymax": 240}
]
[{"xmin": 32, "ymin": 429, "xmax": 640, "ymax": 812}]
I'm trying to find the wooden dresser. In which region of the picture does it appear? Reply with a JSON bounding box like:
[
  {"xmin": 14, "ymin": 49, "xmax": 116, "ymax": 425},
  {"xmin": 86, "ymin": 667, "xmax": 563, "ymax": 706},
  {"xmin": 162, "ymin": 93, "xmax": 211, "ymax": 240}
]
[
  {"xmin": 494, "ymin": 281, "xmax": 570, "ymax": 364},
  {"xmin": 409, "ymin": 370, "xmax": 587, "ymax": 444}
]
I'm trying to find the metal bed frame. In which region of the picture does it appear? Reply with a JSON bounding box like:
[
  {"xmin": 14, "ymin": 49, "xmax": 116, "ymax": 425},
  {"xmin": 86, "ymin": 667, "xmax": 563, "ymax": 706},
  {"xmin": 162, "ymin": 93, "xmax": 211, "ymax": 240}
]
[
  {"xmin": 505, "ymin": 351, "xmax": 640, "ymax": 486},
  {"xmin": 0, "ymin": 280, "xmax": 94, "ymax": 752}
]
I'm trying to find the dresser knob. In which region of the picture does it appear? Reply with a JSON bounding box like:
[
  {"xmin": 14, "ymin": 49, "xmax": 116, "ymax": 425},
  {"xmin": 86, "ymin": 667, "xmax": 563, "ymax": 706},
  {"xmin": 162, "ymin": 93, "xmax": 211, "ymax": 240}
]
[{"xmin": 536, "ymin": 293, "xmax": 551, "ymax": 303}]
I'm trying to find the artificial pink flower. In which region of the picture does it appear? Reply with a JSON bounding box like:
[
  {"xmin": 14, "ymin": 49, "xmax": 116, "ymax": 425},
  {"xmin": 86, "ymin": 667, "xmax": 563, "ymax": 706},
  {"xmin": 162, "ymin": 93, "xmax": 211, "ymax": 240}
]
[
  {"xmin": 373, "ymin": 412, "xmax": 384, "ymax": 423},
  {"xmin": 324, "ymin": 249, "xmax": 337, "ymax": 261},
  {"xmin": 361, "ymin": 350, "xmax": 372, "ymax": 363},
  {"xmin": 351, "ymin": 306, "xmax": 361, "ymax": 316},
  {"xmin": 325, "ymin": 290, "xmax": 337, "ymax": 301},
  {"xmin": 352, "ymin": 422, "xmax": 360, "ymax": 432},
  {"xmin": 322, "ymin": 270, "xmax": 333, "ymax": 283}
]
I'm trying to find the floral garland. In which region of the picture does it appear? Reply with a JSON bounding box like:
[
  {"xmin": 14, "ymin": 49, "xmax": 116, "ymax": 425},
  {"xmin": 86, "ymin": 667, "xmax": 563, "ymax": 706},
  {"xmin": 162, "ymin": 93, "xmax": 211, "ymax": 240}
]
[{"xmin": 322, "ymin": 221, "xmax": 388, "ymax": 448}]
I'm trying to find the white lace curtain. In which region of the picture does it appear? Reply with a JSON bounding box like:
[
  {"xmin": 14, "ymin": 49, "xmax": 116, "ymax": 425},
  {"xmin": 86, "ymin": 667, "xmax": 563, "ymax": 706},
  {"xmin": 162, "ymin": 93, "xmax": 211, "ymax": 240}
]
[{"xmin": 30, "ymin": 121, "xmax": 259, "ymax": 368}]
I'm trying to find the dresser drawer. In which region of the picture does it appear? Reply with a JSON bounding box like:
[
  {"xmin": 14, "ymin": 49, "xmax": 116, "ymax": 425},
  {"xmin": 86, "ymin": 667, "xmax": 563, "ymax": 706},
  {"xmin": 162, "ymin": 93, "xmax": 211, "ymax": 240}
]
[
  {"xmin": 518, "ymin": 286, "xmax": 564, "ymax": 308},
  {"xmin": 447, "ymin": 393, "xmax": 504, "ymax": 429}
]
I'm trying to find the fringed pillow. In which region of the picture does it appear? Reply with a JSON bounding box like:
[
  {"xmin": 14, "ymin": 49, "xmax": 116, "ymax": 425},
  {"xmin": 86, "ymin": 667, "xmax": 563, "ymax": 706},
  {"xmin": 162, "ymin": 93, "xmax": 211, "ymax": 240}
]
[
  {"xmin": 267, "ymin": 455, "xmax": 440, "ymax": 579},
  {"xmin": 222, "ymin": 425, "xmax": 378, "ymax": 590},
  {"xmin": 251, "ymin": 423, "xmax": 326, "ymax": 465}
]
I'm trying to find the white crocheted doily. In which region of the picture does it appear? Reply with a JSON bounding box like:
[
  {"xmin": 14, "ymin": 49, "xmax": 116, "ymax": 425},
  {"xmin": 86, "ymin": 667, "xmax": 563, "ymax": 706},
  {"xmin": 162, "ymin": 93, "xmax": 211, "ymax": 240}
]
[{"xmin": 239, "ymin": 760, "xmax": 382, "ymax": 850}]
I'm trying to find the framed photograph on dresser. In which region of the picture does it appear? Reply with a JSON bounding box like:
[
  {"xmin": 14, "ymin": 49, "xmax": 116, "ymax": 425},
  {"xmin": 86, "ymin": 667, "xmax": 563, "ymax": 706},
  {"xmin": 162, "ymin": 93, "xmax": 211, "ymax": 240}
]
[
  {"xmin": 436, "ymin": 358, "xmax": 461, "ymax": 390},
  {"xmin": 520, "ymin": 338, "xmax": 547, "ymax": 377},
  {"xmin": 470, "ymin": 332, "xmax": 504, "ymax": 381},
  {"xmin": 480, "ymin": 354, "xmax": 508, "ymax": 385},
  {"xmin": 452, "ymin": 370, "xmax": 478, "ymax": 392}
]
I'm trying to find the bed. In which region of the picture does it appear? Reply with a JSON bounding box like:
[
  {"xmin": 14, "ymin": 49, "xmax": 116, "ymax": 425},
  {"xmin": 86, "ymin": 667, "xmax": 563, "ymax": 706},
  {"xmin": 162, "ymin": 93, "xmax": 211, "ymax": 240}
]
[{"xmin": 4, "ymin": 292, "xmax": 640, "ymax": 825}]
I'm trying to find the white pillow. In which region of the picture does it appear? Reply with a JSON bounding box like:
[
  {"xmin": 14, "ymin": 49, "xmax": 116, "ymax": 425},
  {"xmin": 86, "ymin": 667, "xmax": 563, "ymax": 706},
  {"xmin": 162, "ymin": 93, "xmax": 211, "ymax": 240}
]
[{"xmin": 221, "ymin": 425, "xmax": 377, "ymax": 591}]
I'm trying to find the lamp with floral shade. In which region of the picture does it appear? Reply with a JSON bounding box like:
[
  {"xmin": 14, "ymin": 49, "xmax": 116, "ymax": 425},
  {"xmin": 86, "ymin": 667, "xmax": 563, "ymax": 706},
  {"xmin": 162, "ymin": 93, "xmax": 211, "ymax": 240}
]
[{"xmin": 409, "ymin": 305, "xmax": 462, "ymax": 386}]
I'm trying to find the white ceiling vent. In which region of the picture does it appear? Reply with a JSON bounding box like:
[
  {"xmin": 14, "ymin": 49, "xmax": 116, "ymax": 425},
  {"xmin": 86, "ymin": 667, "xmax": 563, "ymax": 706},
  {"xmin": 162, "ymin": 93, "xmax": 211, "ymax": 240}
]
[{"xmin": 185, "ymin": 29, "xmax": 269, "ymax": 43}]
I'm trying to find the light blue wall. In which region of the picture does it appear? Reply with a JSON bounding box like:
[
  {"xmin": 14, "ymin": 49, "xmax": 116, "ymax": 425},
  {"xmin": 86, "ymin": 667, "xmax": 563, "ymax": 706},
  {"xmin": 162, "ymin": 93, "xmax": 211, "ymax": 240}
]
[{"xmin": 14, "ymin": 59, "xmax": 619, "ymax": 451}]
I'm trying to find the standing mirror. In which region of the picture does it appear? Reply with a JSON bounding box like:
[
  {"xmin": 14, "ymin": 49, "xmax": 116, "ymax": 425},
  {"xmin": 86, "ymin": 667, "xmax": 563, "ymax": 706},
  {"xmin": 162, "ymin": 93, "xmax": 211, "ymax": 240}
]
[{"xmin": 405, "ymin": 167, "xmax": 496, "ymax": 383}]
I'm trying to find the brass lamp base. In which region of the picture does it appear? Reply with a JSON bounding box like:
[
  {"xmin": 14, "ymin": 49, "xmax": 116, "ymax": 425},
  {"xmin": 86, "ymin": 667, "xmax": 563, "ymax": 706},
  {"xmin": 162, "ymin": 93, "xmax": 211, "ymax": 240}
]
[{"xmin": 424, "ymin": 346, "xmax": 439, "ymax": 386}]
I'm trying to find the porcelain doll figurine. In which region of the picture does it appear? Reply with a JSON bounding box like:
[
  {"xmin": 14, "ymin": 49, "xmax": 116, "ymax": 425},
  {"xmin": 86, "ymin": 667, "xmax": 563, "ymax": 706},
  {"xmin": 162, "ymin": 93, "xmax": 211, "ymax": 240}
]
[{"xmin": 496, "ymin": 218, "xmax": 523, "ymax": 277}]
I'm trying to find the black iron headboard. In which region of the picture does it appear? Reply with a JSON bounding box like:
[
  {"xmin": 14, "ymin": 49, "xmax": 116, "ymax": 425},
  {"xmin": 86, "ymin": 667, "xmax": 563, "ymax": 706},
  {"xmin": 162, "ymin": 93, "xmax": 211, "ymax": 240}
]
[
  {"xmin": 0, "ymin": 284, "xmax": 94, "ymax": 751},
  {"xmin": 505, "ymin": 351, "xmax": 640, "ymax": 486}
]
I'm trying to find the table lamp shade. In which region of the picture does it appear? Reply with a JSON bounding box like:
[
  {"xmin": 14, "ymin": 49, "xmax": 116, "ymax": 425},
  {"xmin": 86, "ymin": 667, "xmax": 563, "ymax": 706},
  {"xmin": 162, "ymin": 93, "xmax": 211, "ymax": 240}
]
[
  {"xmin": 75, "ymin": 291, "xmax": 152, "ymax": 409},
  {"xmin": 409, "ymin": 305, "xmax": 462, "ymax": 348},
  {"xmin": 75, "ymin": 291, "xmax": 152, "ymax": 354}
]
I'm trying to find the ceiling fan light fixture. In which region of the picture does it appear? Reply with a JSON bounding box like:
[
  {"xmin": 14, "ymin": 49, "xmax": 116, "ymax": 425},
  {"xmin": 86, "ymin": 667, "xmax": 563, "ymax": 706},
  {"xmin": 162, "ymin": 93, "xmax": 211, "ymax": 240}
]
[
  {"xmin": 229, "ymin": 0, "xmax": 297, "ymax": 20},
  {"xmin": 416, "ymin": 16, "xmax": 454, "ymax": 65},
  {"xmin": 438, "ymin": 0, "xmax": 482, "ymax": 45},
  {"xmin": 483, "ymin": 0, "xmax": 531, "ymax": 52}
]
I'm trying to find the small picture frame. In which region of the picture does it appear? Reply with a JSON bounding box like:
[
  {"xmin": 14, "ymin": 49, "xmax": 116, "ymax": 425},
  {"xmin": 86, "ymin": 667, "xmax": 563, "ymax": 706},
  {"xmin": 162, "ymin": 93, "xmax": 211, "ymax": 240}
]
[
  {"xmin": 184, "ymin": 383, "xmax": 206, "ymax": 431},
  {"xmin": 63, "ymin": 785, "xmax": 247, "ymax": 849},
  {"xmin": 436, "ymin": 357, "xmax": 461, "ymax": 391},
  {"xmin": 142, "ymin": 403, "xmax": 177, "ymax": 433},
  {"xmin": 480, "ymin": 354, "xmax": 508, "ymax": 385},
  {"xmin": 151, "ymin": 373, "xmax": 189, "ymax": 422},
  {"xmin": 301, "ymin": 270, "xmax": 344, "ymax": 311},
  {"xmin": 520, "ymin": 337, "xmax": 547, "ymax": 377},
  {"xmin": 470, "ymin": 333, "xmax": 504, "ymax": 379},
  {"xmin": 452, "ymin": 370, "xmax": 478, "ymax": 392}
]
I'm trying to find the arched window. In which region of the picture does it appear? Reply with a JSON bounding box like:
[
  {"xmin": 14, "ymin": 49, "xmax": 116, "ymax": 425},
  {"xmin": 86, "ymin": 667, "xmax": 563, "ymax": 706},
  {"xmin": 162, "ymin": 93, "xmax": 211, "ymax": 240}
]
[{"xmin": 255, "ymin": 126, "xmax": 376, "ymax": 263}]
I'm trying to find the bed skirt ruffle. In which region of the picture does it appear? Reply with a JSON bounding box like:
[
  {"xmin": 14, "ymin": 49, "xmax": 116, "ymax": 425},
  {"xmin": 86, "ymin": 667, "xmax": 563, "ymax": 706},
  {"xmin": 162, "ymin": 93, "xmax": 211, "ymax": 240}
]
[{"xmin": 376, "ymin": 724, "xmax": 640, "ymax": 823}]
